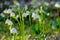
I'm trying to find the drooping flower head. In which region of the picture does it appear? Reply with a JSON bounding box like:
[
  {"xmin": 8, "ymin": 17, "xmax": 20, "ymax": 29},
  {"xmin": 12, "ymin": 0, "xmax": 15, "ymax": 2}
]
[
  {"xmin": 47, "ymin": 13, "xmax": 50, "ymax": 16},
  {"xmin": 32, "ymin": 13, "xmax": 41, "ymax": 21},
  {"xmin": 54, "ymin": 2, "xmax": 60, "ymax": 8},
  {"xmin": 22, "ymin": 11, "xmax": 30, "ymax": 17},
  {"xmin": 0, "ymin": 13, "xmax": 5, "ymax": 17},
  {"xmin": 10, "ymin": 12, "xmax": 15, "ymax": 17},
  {"xmin": 5, "ymin": 19, "xmax": 13, "ymax": 26},
  {"xmin": 11, "ymin": 27, "xmax": 18, "ymax": 34}
]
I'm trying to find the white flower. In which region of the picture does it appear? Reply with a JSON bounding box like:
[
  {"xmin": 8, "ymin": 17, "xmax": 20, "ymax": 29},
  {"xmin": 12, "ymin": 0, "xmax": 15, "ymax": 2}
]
[
  {"xmin": 0, "ymin": 13, "xmax": 5, "ymax": 17},
  {"xmin": 32, "ymin": 13, "xmax": 41, "ymax": 21},
  {"xmin": 3, "ymin": 9, "xmax": 12, "ymax": 14},
  {"xmin": 44, "ymin": 2, "xmax": 49, "ymax": 6},
  {"xmin": 54, "ymin": 2, "xmax": 60, "ymax": 8},
  {"xmin": 47, "ymin": 13, "xmax": 50, "ymax": 16},
  {"xmin": 10, "ymin": 12, "xmax": 15, "ymax": 17},
  {"xmin": 22, "ymin": 13, "xmax": 26, "ymax": 17},
  {"xmin": 14, "ymin": 1, "xmax": 20, "ymax": 6},
  {"xmin": 5, "ymin": 19, "xmax": 13, "ymax": 25},
  {"xmin": 3, "ymin": 9, "xmax": 8, "ymax": 13},
  {"xmin": 22, "ymin": 11, "xmax": 30, "ymax": 17},
  {"xmin": 11, "ymin": 27, "xmax": 17, "ymax": 34}
]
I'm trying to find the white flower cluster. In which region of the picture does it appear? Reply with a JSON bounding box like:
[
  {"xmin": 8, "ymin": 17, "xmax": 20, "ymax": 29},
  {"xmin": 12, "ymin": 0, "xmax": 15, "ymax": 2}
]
[
  {"xmin": 3, "ymin": 9, "xmax": 12, "ymax": 14},
  {"xmin": 3, "ymin": 9, "xmax": 15, "ymax": 17},
  {"xmin": 3, "ymin": 8, "xmax": 16, "ymax": 26},
  {"xmin": 22, "ymin": 11, "xmax": 41, "ymax": 22}
]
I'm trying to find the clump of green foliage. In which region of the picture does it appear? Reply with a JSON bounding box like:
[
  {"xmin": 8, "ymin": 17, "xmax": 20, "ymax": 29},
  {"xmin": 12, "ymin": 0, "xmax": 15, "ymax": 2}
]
[{"xmin": 0, "ymin": 0, "xmax": 60, "ymax": 40}]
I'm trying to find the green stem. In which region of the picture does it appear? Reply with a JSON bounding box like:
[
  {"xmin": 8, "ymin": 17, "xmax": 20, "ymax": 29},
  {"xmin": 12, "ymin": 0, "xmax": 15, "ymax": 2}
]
[
  {"xmin": 21, "ymin": 16, "xmax": 25, "ymax": 40},
  {"xmin": 29, "ymin": 14, "xmax": 31, "ymax": 26},
  {"xmin": 12, "ymin": 35, "xmax": 14, "ymax": 40},
  {"xmin": 15, "ymin": 17, "xmax": 20, "ymax": 26},
  {"xmin": 9, "ymin": 25, "xmax": 12, "ymax": 40},
  {"xmin": 18, "ymin": 11, "xmax": 25, "ymax": 39}
]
